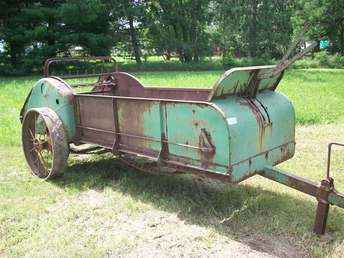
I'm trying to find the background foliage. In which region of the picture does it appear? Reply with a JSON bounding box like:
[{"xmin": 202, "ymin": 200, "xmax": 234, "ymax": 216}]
[{"xmin": 0, "ymin": 0, "xmax": 343, "ymax": 75}]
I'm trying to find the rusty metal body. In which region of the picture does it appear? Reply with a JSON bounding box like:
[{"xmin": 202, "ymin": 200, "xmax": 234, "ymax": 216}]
[{"xmin": 20, "ymin": 57, "xmax": 344, "ymax": 235}]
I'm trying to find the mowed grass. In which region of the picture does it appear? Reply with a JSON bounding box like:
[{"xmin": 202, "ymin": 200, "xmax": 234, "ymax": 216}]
[{"xmin": 0, "ymin": 69, "xmax": 344, "ymax": 257}]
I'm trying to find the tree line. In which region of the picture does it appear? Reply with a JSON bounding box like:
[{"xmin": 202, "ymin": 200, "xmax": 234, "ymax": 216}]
[{"xmin": 0, "ymin": 0, "xmax": 343, "ymax": 74}]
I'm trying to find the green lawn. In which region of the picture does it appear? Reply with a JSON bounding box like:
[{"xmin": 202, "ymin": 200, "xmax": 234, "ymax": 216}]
[{"xmin": 0, "ymin": 69, "xmax": 344, "ymax": 257}]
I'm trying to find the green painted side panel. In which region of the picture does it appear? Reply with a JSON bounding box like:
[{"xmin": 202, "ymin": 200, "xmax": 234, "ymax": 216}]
[
  {"xmin": 209, "ymin": 66, "xmax": 282, "ymax": 100},
  {"xmin": 165, "ymin": 103, "xmax": 230, "ymax": 173},
  {"xmin": 117, "ymin": 99, "xmax": 162, "ymax": 156},
  {"xmin": 116, "ymin": 99, "xmax": 230, "ymax": 173},
  {"xmin": 142, "ymin": 101, "xmax": 162, "ymax": 153},
  {"xmin": 212, "ymin": 90, "xmax": 295, "ymax": 182},
  {"xmin": 22, "ymin": 78, "xmax": 76, "ymax": 141}
]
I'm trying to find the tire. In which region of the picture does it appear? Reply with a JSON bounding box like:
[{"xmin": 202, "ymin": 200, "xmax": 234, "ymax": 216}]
[{"xmin": 22, "ymin": 108, "xmax": 69, "ymax": 179}]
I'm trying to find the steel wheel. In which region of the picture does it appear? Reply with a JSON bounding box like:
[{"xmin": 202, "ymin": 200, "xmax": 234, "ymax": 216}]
[{"xmin": 22, "ymin": 108, "xmax": 69, "ymax": 179}]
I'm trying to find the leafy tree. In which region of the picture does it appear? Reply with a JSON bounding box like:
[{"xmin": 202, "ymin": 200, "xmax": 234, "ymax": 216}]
[
  {"xmin": 0, "ymin": 0, "xmax": 113, "ymax": 73},
  {"xmin": 293, "ymin": 0, "xmax": 344, "ymax": 54},
  {"xmin": 108, "ymin": 0, "xmax": 148, "ymax": 64},
  {"xmin": 146, "ymin": 0, "xmax": 212, "ymax": 63},
  {"xmin": 17, "ymin": 0, "xmax": 65, "ymax": 71},
  {"xmin": 0, "ymin": 0, "xmax": 33, "ymax": 68},
  {"xmin": 60, "ymin": 0, "xmax": 113, "ymax": 56},
  {"xmin": 215, "ymin": 0, "xmax": 294, "ymax": 59}
]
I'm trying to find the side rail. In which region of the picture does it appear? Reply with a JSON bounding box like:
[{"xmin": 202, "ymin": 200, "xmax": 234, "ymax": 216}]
[{"xmin": 260, "ymin": 142, "xmax": 344, "ymax": 235}]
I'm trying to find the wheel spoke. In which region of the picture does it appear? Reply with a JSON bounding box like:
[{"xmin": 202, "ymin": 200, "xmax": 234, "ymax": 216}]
[
  {"xmin": 28, "ymin": 128, "xmax": 36, "ymax": 142},
  {"xmin": 33, "ymin": 112, "xmax": 37, "ymax": 136},
  {"xmin": 30, "ymin": 114, "xmax": 52, "ymax": 176},
  {"xmin": 28, "ymin": 146, "xmax": 37, "ymax": 152},
  {"xmin": 35, "ymin": 148, "xmax": 50, "ymax": 175}
]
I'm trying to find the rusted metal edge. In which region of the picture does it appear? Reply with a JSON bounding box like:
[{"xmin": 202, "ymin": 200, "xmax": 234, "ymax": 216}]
[
  {"xmin": 119, "ymin": 151, "xmax": 231, "ymax": 181},
  {"xmin": 111, "ymin": 98, "xmax": 120, "ymax": 154},
  {"xmin": 159, "ymin": 101, "xmax": 169, "ymax": 160},
  {"xmin": 208, "ymin": 65, "xmax": 277, "ymax": 101},
  {"xmin": 260, "ymin": 166, "xmax": 318, "ymax": 197},
  {"xmin": 76, "ymin": 125, "xmax": 219, "ymax": 153},
  {"xmin": 51, "ymin": 73, "xmax": 107, "ymax": 80},
  {"xmin": 75, "ymin": 92, "xmax": 213, "ymax": 104},
  {"xmin": 19, "ymin": 89, "xmax": 33, "ymax": 122},
  {"xmin": 73, "ymin": 91, "xmax": 82, "ymax": 143},
  {"xmin": 79, "ymin": 88, "xmax": 210, "ymax": 95},
  {"xmin": 70, "ymin": 145, "xmax": 103, "ymax": 154},
  {"xmin": 230, "ymin": 141, "xmax": 295, "ymax": 168},
  {"xmin": 75, "ymin": 88, "xmax": 227, "ymax": 117},
  {"xmin": 326, "ymin": 142, "xmax": 344, "ymax": 179},
  {"xmin": 271, "ymin": 71, "xmax": 285, "ymax": 91},
  {"xmin": 44, "ymin": 56, "xmax": 115, "ymax": 77},
  {"xmin": 161, "ymin": 159, "xmax": 232, "ymax": 181},
  {"xmin": 144, "ymin": 87, "xmax": 211, "ymax": 92}
]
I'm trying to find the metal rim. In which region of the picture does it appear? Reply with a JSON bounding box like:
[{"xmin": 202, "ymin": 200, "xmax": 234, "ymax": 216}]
[{"xmin": 22, "ymin": 108, "xmax": 69, "ymax": 179}]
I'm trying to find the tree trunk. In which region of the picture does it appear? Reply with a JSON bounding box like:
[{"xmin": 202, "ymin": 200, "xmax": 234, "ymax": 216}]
[
  {"xmin": 46, "ymin": 15, "xmax": 56, "ymax": 58},
  {"xmin": 128, "ymin": 16, "xmax": 142, "ymax": 64},
  {"xmin": 8, "ymin": 41, "xmax": 20, "ymax": 67}
]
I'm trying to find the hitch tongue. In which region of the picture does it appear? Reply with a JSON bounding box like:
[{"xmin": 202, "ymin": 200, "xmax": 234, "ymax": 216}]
[{"xmin": 261, "ymin": 141, "xmax": 344, "ymax": 235}]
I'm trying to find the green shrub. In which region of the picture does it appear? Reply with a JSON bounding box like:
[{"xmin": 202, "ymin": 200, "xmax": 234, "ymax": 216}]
[
  {"xmin": 222, "ymin": 49, "xmax": 236, "ymax": 68},
  {"xmin": 314, "ymin": 51, "xmax": 330, "ymax": 67},
  {"xmin": 312, "ymin": 51, "xmax": 344, "ymax": 69},
  {"xmin": 222, "ymin": 48, "xmax": 276, "ymax": 69},
  {"xmin": 292, "ymin": 51, "xmax": 343, "ymax": 69},
  {"xmin": 293, "ymin": 58, "xmax": 320, "ymax": 69},
  {"xmin": 333, "ymin": 54, "xmax": 344, "ymax": 68}
]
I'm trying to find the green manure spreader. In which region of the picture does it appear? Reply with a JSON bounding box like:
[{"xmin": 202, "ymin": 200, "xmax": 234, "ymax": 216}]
[{"xmin": 20, "ymin": 57, "xmax": 344, "ymax": 235}]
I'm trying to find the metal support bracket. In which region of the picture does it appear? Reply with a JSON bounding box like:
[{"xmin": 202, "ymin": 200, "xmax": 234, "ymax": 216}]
[
  {"xmin": 314, "ymin": 178, "xmax": 334, "ymax": 234},
  {"xmin": 314, "ymin": 142, "xmax": 344, "ymax": 234}
]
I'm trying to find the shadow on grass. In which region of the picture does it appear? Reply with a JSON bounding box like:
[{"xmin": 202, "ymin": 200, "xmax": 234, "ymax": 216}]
[{"xmin": 52, "ymin": 155, "xmax": 344, "ymax": 257}]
